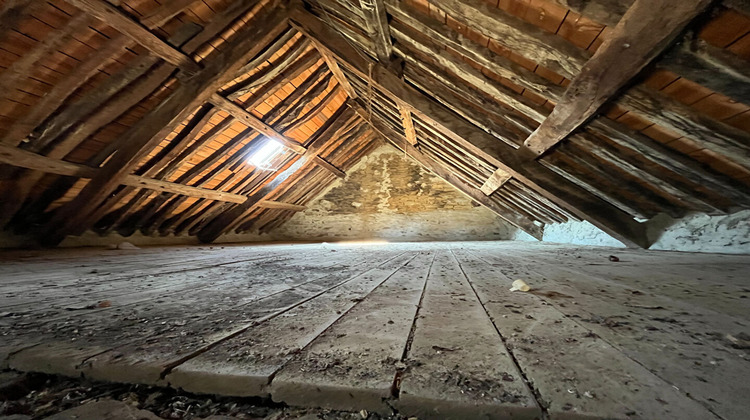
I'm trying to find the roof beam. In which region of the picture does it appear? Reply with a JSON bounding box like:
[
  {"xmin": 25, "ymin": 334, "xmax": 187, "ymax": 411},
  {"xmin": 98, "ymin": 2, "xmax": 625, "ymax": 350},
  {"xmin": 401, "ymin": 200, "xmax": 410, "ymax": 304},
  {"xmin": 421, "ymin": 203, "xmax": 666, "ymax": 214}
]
[
  {"xmin": 38, "ymin": 7, "xmax": 288, "ymax": 246},
  {"xmin": 290, "ymin": 8, "xmax": 650, "ymax": 248},
  {"xmin": 546, "ymin": 0, "xmax": 744, "ymax": 27},
  {"xmin": 1, "ymin": 34, "xmax": 129, "ymax": 147},
  {"xmin": 359, "ymin": 0, "xmax": 392, "ymax": 62},
  {"xmin": 523, "ymin": 0, "xmax": 713, "ymax": 156},
  {"xmin": 0, "ymin": 12, "xmax": 91, "ymax": 115},
  {"xmin": 197, "ymin": 107, "xmax": 358, "ymax": 242},
  {"xmin": 257, "ymin": 200, "xmax": 307, "ymax": 211},
  {"xmin": 659, "ymin": 37, "xmax": 750, "ymax": 105},
  {"xmin": 416, "ymin": 0, "xmax": 588, "ymax": 79},
  {"xmin": 208, "ymin": 93, "xmax": 307, "ymax": 154},
  {"xmin": 313, "ymin": 155, "xmax": 346, "ymax": 178},
  {"xmin": 388, "ymin": 0, "xmax": 750, "ymax": 170},
  {"xmin": 355, "ymin": 104, "xmax": 543, "ymax": 240},
  {"xmin": 310, "ymin": 38, "xmax": 358, "ymax": 99},
  {"xmin": 140, "ymin": 0, "xmax": 198, "ymax": 29},
  {"xmin": 64, "ymin": 0, "xmax": 200, "ymax": 73},
  {"xmin": 0, "ymin": 142, "xmax": 304, "ymax": 210},
  {"xmin": 386, "ymin": 3, "xmax": 564, "ymax": 102}
]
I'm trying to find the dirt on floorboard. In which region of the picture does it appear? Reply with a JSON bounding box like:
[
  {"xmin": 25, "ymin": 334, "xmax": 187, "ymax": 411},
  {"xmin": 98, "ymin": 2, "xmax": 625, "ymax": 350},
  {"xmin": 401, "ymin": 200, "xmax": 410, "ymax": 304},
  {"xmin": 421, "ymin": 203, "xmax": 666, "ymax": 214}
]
[{"xmin": 0, "ymin": 372, "xmax": 406, "ymax": 420}]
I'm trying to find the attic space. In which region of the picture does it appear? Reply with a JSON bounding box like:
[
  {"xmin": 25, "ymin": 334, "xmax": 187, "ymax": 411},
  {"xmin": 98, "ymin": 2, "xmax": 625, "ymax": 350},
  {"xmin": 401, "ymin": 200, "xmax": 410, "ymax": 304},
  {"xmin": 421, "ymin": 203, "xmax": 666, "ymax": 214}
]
[{"xmin": 1, "ymin": 0, "xmax": 749, "ymax": 419}]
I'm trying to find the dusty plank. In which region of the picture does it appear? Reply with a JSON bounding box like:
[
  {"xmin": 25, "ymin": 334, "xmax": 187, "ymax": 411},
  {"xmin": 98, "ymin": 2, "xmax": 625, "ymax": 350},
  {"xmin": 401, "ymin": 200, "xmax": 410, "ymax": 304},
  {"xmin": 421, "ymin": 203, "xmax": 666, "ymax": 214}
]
[
  {"xmin": 453, "ymin": 248, "xmax": 718, "ymax": 420},
  {"xmin": 467, "ymin": 245, "xmax": 749, "ymax": 420},
  {"xmin": 170, "ymin": 251, "xmax": 426, "ymax": 402},
  {"xmin": 392, "ymin": 250, "xmax": 540, "ymax": 419},
  {"xmin": 0, "ymin": 248, "xmax": 323, "ymax": 312},
  {"xmin": 270, "ymin": 251, "xmax": 433, "ymax": 412},
  {"xmin": 76, "ymin": 250, "xmax": 409, "ymax": 385},
  {"xmin": 5, "ymin": 249, "xmax": 396, "ymax": 376}
]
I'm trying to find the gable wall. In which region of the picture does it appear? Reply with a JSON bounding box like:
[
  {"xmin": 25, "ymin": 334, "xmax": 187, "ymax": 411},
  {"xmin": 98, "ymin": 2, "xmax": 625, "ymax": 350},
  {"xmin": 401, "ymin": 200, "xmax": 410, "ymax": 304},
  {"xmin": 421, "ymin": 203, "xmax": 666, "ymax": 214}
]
[{"xmin": 256, "ymin": 145, "xmax": 518, "ymax": 242}]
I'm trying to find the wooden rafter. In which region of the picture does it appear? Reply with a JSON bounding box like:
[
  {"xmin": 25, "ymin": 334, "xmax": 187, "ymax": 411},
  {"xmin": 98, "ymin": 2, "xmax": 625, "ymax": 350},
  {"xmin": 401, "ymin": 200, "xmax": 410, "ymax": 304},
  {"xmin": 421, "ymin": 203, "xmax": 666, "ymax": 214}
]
[
  {"xmin": 0, "ymin": 12, "xmax": 91, "ymax": 118},
  {"xmin": 354, "ymin": 103, "xmax": 543, "ymax": 240},
  {"xmin": 209, "ymin": 93, "xmax": 307, "ymax": 154},
  {"xmin": 64, "ymin": 0, "xmax": 200, "ymax": 73},
  {"xmin": 359, "ymin": 0, "xmax": 392, "ymax": 62},
  {"xmin": 140, "ymin": 0, "xmax": 199, "ymax": 29},
  {"xmin": 0, "ymin": 25, "xmax": 202, "ymax": 228},
  {"xmin": 0, "ymin": 143, "xmax": 302, "ymax": 210},
  {"xmin": 290, "ymin": 7, "xmax": 650, "ymax": 248},
  {"xmin": 418, "ymin": 0, "xmax": 588, "ymax": 79},
  {"xmin": 310, "ymin": 38, "xmax": 358, "ymax": 99},
  {"xmin": 1, "ymin": 33, "xmax": 129, "ymax": 147},
  {"xmin": 312, "ymin": 155, "xmax": 346, "ymax": 178},
  {"xmin": 197, "ymin": 107, "xmax": 360, "ymax": 242},
  {"xmin": 38, "ymin": 6, "xmax": 289, "ymax": 246},
  {"xmin": 387, "ymin": 0, "xmax": 750, "ymax": 170},
  {"xmin": 523, "ymin": 0, "xmax": 713, "ymax": 156},
  {"xmin": 659, "ymin": 37, "xmax": 750, "ymax": 105}
]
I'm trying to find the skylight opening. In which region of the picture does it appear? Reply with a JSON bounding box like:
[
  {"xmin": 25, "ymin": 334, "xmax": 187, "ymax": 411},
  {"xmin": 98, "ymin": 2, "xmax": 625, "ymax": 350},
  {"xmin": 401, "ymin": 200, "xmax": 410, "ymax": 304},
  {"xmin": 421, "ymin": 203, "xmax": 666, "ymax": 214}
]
[{"xmin": 248, "ymin": 138, "xmax": 284, "ymax": 169}]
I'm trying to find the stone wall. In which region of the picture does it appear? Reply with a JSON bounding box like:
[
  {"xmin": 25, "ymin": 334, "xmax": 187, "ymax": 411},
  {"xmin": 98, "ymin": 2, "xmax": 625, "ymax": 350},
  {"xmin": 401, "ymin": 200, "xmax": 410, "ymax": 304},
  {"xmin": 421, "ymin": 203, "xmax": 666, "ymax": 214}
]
[
  {"xmin": 3, "ymin": 143, "xmax": 747, "ymax": 254},
  {"xmin": 259, "ymin": 145, "xmax": 515, "ymax": 242},
  {"xmin": 513, "ymin": 210, "xmax": 750, "ymax": 254}
]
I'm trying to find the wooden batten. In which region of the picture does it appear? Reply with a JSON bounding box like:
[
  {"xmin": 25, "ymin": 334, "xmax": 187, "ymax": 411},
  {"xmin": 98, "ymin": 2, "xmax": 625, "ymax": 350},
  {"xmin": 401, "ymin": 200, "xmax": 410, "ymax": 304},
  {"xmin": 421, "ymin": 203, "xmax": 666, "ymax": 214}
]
[
  {"xmin": 313, "ymin": 155, "xmax": 347, "ymax": 178},
  {"xmin": 64, "ymin": 0, "xmax": 201, "ymax": 73},
  {"xmin": 359, "ymin": 0, "xmax": 392, "ymax": 63},
  {"xmin": 0, "ymin": 143, "xmax": 309, "ymax": 208},
  {"xmin": 480, "ymin": 169, "xmax": 512, "ymax": 196},
  {"xmin": 209, "ymin": 93, "xmax": 307, "ymax": 154},
  {"xmin": 39, "ymin": 7, "xmax": 289, "ymax": 246},
  {"xmin": 399, "ymin": 103, "xmax": 418, "ymax": 145}
]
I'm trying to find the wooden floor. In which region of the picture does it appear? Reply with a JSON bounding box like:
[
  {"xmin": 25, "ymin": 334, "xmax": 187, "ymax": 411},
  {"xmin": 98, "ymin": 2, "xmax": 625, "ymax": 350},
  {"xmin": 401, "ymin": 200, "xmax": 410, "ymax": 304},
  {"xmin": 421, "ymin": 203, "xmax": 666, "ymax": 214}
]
[{"xmin": 1, "ymin": 241, "xmax": 748, "ymax": 420}]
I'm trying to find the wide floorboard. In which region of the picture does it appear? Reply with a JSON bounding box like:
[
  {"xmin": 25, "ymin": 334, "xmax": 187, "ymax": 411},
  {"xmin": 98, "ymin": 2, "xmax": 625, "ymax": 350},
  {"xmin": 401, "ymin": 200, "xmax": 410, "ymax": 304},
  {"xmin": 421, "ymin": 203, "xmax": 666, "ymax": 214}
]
[{"xmin": 1, "ymin": 241, "xmax": 748, "ymax": 420}]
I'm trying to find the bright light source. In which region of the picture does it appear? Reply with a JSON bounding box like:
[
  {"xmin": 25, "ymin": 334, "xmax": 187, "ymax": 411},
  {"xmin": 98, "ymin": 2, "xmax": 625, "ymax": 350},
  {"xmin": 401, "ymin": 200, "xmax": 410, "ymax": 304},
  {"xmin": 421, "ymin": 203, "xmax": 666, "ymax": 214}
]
[
  {"xmin": 248, "ymin": 139, "xmax": 284, "ymax": 168},
  {"xmin": 333, "ymin": 240, "xmax": 390, "ymax": 247}
]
